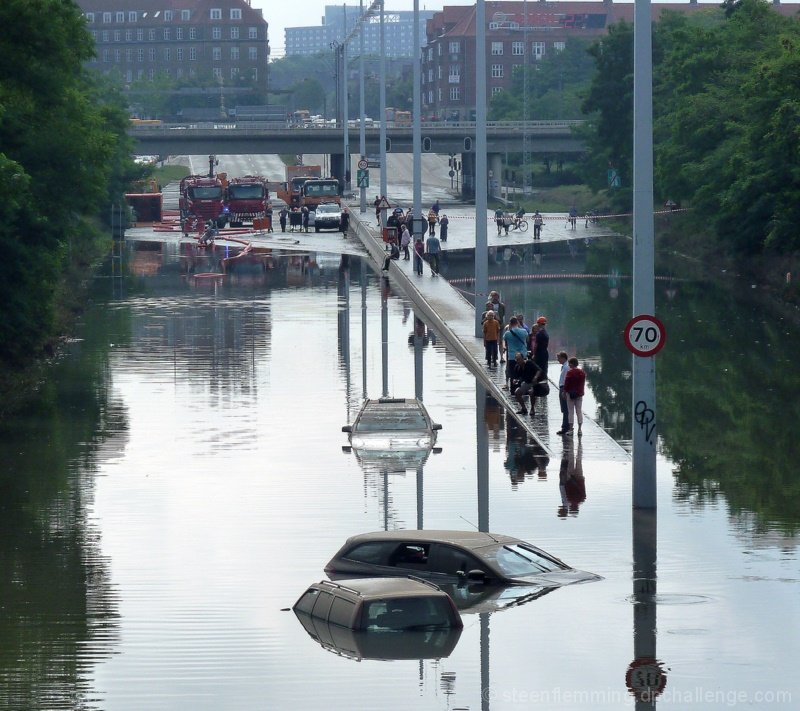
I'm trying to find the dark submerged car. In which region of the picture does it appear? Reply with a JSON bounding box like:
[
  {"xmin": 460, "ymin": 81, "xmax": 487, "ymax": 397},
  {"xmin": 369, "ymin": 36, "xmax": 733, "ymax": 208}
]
[{"xmin": 325, "ymin": 530, "xmax": 601, "ymax": 587}]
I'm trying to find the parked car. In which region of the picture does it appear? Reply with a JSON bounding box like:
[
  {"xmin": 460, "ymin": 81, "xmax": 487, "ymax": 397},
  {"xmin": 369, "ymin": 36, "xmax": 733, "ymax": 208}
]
[
  {"xmin": 313, "ymin": 202, "xmax": 342, "ymax": 232},
  {"xmin": 342, "ymin": 397, "xmax": 441, "ymax": 453},
  {"xmin": 293, "ymin": 577, "xmax": 462, "ymax": 631},
  {"xmin": 325, "ymin": 530, "xmax": 602, "ymax": 587}
]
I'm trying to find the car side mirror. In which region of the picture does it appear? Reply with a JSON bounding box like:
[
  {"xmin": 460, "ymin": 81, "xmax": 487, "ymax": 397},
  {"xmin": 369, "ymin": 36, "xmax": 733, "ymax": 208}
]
[
  {"xmin": 467, "ymin": 570, "xmax": 487, "ymax": 584},
  {"xmin": 341, "ymin": 445, "xmax": 352, "ymax": 453},
  {"xmin": 432, "ymin": 423, "xmax": 442, "ymax": 431},
  {"xmin": 342, "ymin": 425, "xmax": 352, "ymax": 433}
]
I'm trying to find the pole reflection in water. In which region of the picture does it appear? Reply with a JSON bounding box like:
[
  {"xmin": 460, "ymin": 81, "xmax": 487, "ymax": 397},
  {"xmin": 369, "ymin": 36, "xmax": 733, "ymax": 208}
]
[
  {"xmin": 414, "ymin": 316, "xmax": 424, "ymax": 401},
  {"xmin": 477, "ymin": 383, "xmax": 489, "ymax": 532},
  {"xmin": 361, "ymin": 260, "xmax": 367, "ymax": 397},
  {"xmin": 381, "ymin": 276, "xmax": 389, "ymax": 398},
  {"xmin": 338, "ymin": 257, "xmax": 351, "ymax": 419},
  {"xmin": 627, "ymin": 509, "xmax": 667, "ymax": 708}
]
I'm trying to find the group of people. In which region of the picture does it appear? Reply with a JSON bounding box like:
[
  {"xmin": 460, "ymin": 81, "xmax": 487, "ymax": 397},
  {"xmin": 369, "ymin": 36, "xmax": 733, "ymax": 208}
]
[
  {"xmin": 377, "ymin": 198, "xmax": 450, "ymax": 243},
  {"xmin": 276, "ymin": 205, "xmax": 350, "ymax": 235},
  {"xmin": 480, "ymin": 292, "xmax": 586, "ymax": 434},
  {"xmin": 382, "ymin": 223, "xmax": 441, "ymax": 276}
]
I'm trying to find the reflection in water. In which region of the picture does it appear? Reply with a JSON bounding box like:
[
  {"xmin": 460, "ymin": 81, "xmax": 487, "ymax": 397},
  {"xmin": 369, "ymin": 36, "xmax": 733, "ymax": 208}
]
[
  {"xmin": 558, "ymin": 438, "xmax": 586, "ymax": 517},
  {"xmin": 0, "ymin": 317, "xmax": 122, "ymax": 710},
  {"xmin": 504, "ymin": 411, "xmax": 550, "ymax": 489}
]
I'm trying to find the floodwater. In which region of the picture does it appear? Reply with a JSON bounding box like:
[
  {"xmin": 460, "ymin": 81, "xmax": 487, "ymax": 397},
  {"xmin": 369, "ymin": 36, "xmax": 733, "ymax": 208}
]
[{"xmin": 1, "ymin": 236, "xmax": 798, "ymax": 711}]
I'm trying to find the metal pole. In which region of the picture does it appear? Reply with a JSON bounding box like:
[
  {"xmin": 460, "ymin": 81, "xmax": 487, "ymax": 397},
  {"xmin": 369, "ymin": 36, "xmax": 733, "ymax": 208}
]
[
  {"xmin": 412, "ymin": 0, "xmax": 422, "ymax": 240},
  {"xmin": 343, "ymin": 6, "xmax": 350, "ymax": 195},
  {"xmin": 632, "ymin": 0, "xmax": 657, "ymax": 508},
  {"xmin": 474, "ymin": 0, "xmax": 488, "ymax": 335},
  {"xmin": 379, "ymin": 1, "xmax": 387, "ymax": 218},
  {"xmin": 359, "ymin": 0, "xmax": 367, "ymax": 213}
]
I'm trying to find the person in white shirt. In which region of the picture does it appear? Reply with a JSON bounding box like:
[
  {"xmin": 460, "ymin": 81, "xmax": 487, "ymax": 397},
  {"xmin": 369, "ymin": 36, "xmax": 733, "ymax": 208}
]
[{"xmin": 556, "ymin": 351, "xmax": 570, "ymax": 435}]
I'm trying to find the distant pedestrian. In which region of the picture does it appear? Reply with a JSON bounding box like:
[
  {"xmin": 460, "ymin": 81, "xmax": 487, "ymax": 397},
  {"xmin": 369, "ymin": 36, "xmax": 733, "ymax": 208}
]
[
  {"xmin": 502, "ymin": 317, "xmax": 529, "ymax": 388},
  {"xmin": 265, "ymin": 205, "xmax": 274, "ymax": 232},
  {"xmin": 489, "ymin": 291, "xmax": 506, "ymax": 327},
  {"xmin": 382, "ymin": 240, "xmax": 400, "ymax": 271},
  {"xmin": 426, "ymin": 233, "xmax": 441, "ymax": 275},
  {"xmin": 562, "ymin": 356, "xmax": 586, "ymax": 436},
  {"xmin": 515, "ymin": 313, "xmax": 530, "ymax": 335},
  {"xmin": 432, "ymin": 200, "xmax": 440, "ymax": 216},
  {"xmin": 279, "ymin": 206, "xmax": 288, "ymax": 232},
  {"xmin": 495, "ymin": 207, "xmax": 504, "ymax": 235},
  {"xmin": 301, "ymin": 205, "xmax": 310, "ymax": 232},
  {"xmin": 481, "ymin": 301, "xmax": 495, "ymax": 324},
  {"xmin": 374, "ymin": 195, "xmax": 381, "ymax": 225},
  {"xmin": 533, "ymin": 315, "xmax": 549, "ymax": 375},
  {"xmin": 483, "ymin": 311, "xmax": 500, "ymax": 366},
  {"xmin": 512, "ymin": 351, "xmax": 544, "ymax": 416},
  {"xmin": 427, "ymin": 208, "xmax": 438, "ymax": 236},
  {"xmin": 400, "ymin": 224, "xmax": 411, "ymax": 260},
  {"xmin": 533, "ymin": 210, "xmax": 543, "ymax": 239},
  {"xmin": 340, "ymin": 207, "xmax": 350, "ymax": 235},
  {"xmin": 439, "ymin": 214, "xmax": 449, "ymax": 242},
  {"xmin": 413, "ymin": 238, "xmax": 425, "ymax": 275},
  {"xmin": 568, "ymin": 205, "xmax": 578, "ymax": 230},
  {"xmin": 556, "ymin": 351, "xmax": 571, "ymax": 435}
]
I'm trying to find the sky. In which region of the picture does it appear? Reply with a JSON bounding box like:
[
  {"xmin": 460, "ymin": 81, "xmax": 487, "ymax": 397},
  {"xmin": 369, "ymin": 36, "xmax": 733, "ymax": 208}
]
[{"xmin": 250, "ymin": 0, "xmax": 474, "ymax": 56}]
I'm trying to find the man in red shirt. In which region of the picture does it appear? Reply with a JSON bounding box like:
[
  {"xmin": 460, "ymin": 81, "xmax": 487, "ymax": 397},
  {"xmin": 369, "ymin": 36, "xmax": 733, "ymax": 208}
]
[{"xmin": 562, "ymin": 357, "xmax": 586, "ymax": 436}]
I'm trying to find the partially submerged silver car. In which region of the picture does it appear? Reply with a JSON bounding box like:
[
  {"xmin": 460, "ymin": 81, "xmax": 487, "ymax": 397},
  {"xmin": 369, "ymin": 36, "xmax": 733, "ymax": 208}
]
[
  {"xmin": 342, "ymin": 398, "xmax": 441, "ymax": 453},
  {"xmin": 325, "ymin": 530, "xmax": 601, "ymax": 587}
]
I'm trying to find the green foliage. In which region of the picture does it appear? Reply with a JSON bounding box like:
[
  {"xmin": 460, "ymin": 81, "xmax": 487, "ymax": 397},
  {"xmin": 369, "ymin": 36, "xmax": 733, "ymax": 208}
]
[
  {"xmin": 0, "ymin": 0, "xmax": 137, "ymax": 368},
  {"xmin": 582, "ymin": 1, "xmax": 800, "ymax": 257}
]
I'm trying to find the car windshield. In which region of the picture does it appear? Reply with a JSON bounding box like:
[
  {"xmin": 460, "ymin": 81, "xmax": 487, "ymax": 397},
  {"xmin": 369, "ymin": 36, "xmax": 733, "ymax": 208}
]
[
  {"xmin": 364, "ymin": 597, "xmax": 452, "ymax": 630},
  {"xmin": 305, "ymin": 182, "xmax": 339, "ymax": 196},
  {"xmin": 317, "ymin": 205, "xmax": 339, "ymax": 214},
  {"xmin": 490, "ymin": 544, "xmax": 568, "ymax": 577},
  {"xmin": 356, "ymin": 410, "xmax": 428, "ymax": 432},
  {"xmin": 189, "ymin": 186, "xmax": 222, "ymax": 199},
  {"xmin": 228, "ymin": 185, "xmax": 264, "ymax": 199}
]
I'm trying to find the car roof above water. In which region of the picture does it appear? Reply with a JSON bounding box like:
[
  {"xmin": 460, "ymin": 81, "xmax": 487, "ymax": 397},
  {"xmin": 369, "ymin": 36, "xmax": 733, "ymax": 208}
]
[{"xmin": 343, "ymin": 530, "xmax": 520, "ymax": 552}]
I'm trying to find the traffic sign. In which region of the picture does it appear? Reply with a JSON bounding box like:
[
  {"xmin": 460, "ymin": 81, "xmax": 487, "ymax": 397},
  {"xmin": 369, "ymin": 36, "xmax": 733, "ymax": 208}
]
[
  {"xmin": 357, "ymin": 158, "xmax": 368, "ymax": 170},
  {"xmin": 624, "ymin": 315, "xmax": 666, "ymax": 357},
  {"xmin": 626, "ymin": 657, "xmax": 667, "ymax": 701},
  {"xmin": 356, "ymin": 169, "xmax": 369, "ymax": 188}
]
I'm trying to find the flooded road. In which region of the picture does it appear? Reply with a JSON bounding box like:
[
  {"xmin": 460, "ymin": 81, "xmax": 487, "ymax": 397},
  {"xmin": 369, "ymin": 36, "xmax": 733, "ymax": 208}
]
[{"xmin": 0, "ymin": 238, "xmax": 798, "ymax": 710}]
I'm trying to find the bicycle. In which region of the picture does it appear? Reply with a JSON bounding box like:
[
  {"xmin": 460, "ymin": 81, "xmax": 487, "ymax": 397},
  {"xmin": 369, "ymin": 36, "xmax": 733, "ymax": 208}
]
[{"xmin": 508, "ymin": 218, "xmax": 528, "ymax": 233}]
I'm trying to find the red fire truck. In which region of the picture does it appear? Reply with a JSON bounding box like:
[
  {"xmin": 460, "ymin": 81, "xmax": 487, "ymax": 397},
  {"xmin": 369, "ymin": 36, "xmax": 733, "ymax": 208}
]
[
  {"xmin": 179, "ymin": 175, "xmax": 225, "ymax": 234},
  {"xmin": 225, "ymin": 176, "xmax": 269, "ymax": 226}
]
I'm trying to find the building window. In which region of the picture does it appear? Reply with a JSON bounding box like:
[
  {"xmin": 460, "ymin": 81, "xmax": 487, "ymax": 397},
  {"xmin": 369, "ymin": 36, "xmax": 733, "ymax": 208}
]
[
  {"xmin": 164, "ymin": 28, "xmax": 171, "ymax": 40},
  {"xmin": 125, "ymin": 49, "xmax": 132, "ymax": 62},
  {"xmin": 212, "ymin": 27, "xmax": 221, "ymax": 40},
  {"xmin": 512, "ymin": 41, "xmax": 524, "ymax": 55},
  {"xmin": 149, "ymin": 29, "xmax": 155, "ymax": 41},
  {"xmin": 231, "ymin": 8, "xmax": 242, "ymax": 20},
  {"xmin": 491, "ymin": 64, "xmax": 503, "ymax": 78},
  {"xmin": 427, "ymin": 68, "xmax": 433, "ymax": 82},
  {"xmin": 213, "ymin": 67, "xmax": 222, "ymax": 79},
  {"xmin": 103, "ymin": 12, "xmax": 111, "ymax": 23},
  {"xmin": 149, "ymin": 48, "xmax": 156, "ymax": 62},
  {"xmin": 449, "ymin": 86, "xmax": 460, "ymax": 101},
  {"xmin": 438, "ymin": 87, "xmax": 442, "ymax": 101},
  {"xmin": 176, "ymin": 27, "xmax": 183, "ymax": 40},
  {"xmin": 114, "ymin": 30, "xmax": 121, "ymax": 41},
  {"xmin": 231, "ymin": 47, "xmax": 239, "ymax": 60},
  {"xmin": 252, "ymin": 68, "xmax": 257, "ymax": 81},
  {"xmin": 532, "ymin": 41, "xmax": 545, "ymax": 59},
  {"xmin": 165, "ymin": 10, "xmax": 173, "ymax": 21},
  {"xmin": 213, "ymin": 47, "xmax": 221, "ymax": 61},
  {"xmin": 189, "ymin": 27, "xmax": 197, "ymax": 40},
  {"xmin": 177, "ymin": 48, "xmax": 184, "ymax": 61},
  {"xmin": 149, "ymin": 68, "xmax": 155, "ymax": 80},
  {"xmin": 249, "ymin": 27, "xmax": 258, "ymax": 39},
  {"xmin": 125, "ymin": 30, "xmax": 132, "ymax": 41},
  {"xmin": 449, "ymin": 65, "xmax": 460, "ymax": 83},
  {"xmin": 438, "ymin": 43, "xmax": 442, "ymax": 56},
  {"xmin": 230, "ymin": 26, "xmax": 239, "ymax": 39},
  {"xmin": 182, "ymin": 10, "xmax": 191, "ymax": 21},
  {"xmin": 437, "ymin": 66, "xmax": 442, "ymax": 79},
  {"xmin": 114, "ymin": 49, "xmax": 121, "ymax": 62},
  {"xmin": 126, "ymin": 69, "xmax": 133, "ymax": 82},
  {"xmin": 210, "ymin": 8, "xmax": 222, "ymax": 20},
  {"xmin": 189, "ymin": 47, "xmax": 197, "ymax": 61},
  {"xmin": 554, "ymin": 41, "xmax": 565, "ymax": 52},
  {"xmin": 101, "ymin": 30, "xmax": 109, "ymax": 42},
  {"xmin": 492, "ymin": 86, "xmax": 503, "ymax": 96},
  {"xmin": 249, "ymin": 47, "xmax": 257, "ymax": 60},
  {"xmin": 164, "ymin": 47, "xmax": 171, "ymax": 61},
  {"xmin": 231, "ymin": 67, "xmax": 239, "ymax": 79},
  {"xmin": 116, "ymin": 12, "xmax": 124, "ymax": 23},
  {"xmin": 491, "ymin": 42, "xmax": 503, "ymax": 55},
  {"xmin": 86, "ymin": 12, "xmax": 94, "ymax": 23},
  {"xmin": 137, "ymin": 48, "xmax": 144, "ymax": 62},
  {"xmin": 449, "ymin": 41, "xmax": 460, "ymax": 54}
]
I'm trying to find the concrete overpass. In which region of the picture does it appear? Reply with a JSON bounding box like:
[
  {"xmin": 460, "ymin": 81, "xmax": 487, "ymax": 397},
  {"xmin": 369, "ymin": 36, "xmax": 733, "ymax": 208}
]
[{"xmin": 129, "ymin": 121, "xmax": 584, "ymax": 197}]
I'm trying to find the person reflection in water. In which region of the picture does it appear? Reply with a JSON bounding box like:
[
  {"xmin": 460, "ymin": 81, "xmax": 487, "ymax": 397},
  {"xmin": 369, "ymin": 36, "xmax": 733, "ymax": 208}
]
[{"xmin": 558, "ymin": 438, "xmax": 585, "ymax": 517}]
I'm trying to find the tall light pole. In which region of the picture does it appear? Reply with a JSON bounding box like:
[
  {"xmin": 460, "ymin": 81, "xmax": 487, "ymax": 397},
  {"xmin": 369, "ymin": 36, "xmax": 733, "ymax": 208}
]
[
  {"xmin": 474, "ymin": 0, "xmax": 488, "ymax": 336},
  {"xmin": 359, "ymin": 0, "xmax": 367, "ymax": 213},
  {"xmin": 379, "ymin": 1, "xmax": 387, "ymax": 219},
  {"xmin": 632, "ymin": 0, "xmax": 657, "ymax": 508},
  {"xmin": 343, "ymin": 6, "xmax": 350, "ymax": 194},
  {"xmin": 412, "ymin": 0, "xmax": 422, "ymax": 239}
]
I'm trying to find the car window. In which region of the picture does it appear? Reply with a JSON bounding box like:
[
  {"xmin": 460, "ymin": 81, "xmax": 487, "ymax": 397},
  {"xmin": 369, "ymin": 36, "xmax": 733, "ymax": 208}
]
[
  {"xmin": 431, "ymin": 543, "xmax": 487, "ymax": 576},
  {"xmin": 356, "ymin": 410, "xmax": 428, "ymax": 432},
  {"xmin": 343, "ymin": 541, "xmax": 398, "ymax": 565},
  {"xmin": 295, "ymin": 588, "xmax": 320, "ymax": 614},
  {"xmin": 492, "ymin": 544, "xmax": 567, "ymax": 576},
  {"xmin": 328, "ymin": 596, "xmax": 357, "ymax": 627},
  {"xmin": 363, "ymin": 596, "xmax": 452, "ymax": 630},
  {"xmin": 388, "ymin": 543, "xmax": 430, "ymax": 569},
  {"xmin": 312, "ymin": 590, "xmax": 335, "ymax": 620}
]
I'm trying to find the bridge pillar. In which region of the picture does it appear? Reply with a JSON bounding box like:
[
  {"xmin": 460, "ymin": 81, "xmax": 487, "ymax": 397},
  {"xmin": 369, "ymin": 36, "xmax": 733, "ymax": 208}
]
[
  {"xmin": 330, "ymin": 153, "xmax": 345, "ymax": 193},
  {"xmin": 460, "ymin": 152, "xmax": 475, "ymax": 199},
  {"xmin": 488, "ymin": 153, "xmax": 503, "ymax": 199}
]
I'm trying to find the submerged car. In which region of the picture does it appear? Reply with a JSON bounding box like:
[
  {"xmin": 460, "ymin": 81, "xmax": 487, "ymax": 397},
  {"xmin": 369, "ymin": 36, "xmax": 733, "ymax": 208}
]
[
  {"xmin": 342, "ymin": 398, "xmax": 441, "ymax": 453},
  {"xmin": 293, "ymin": 577, "xmax": 462, "ymax": 631},
  {"xmin": 325, "ymin": 530, "xmax": 601, "ymax": 587},
  {"xmin": 313, "ymin": 202, "xmax": 342, "ymax": 232}
]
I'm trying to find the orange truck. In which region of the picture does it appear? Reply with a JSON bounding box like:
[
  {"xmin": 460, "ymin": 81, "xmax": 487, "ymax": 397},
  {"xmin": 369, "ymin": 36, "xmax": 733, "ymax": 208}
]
[
  {"xmin": 276, "ymin": 165, "xmax": 321, "ymax": 208},
  {"xmin": 300, "ymin": 178, "xmax": 341, "ymax": 210}
]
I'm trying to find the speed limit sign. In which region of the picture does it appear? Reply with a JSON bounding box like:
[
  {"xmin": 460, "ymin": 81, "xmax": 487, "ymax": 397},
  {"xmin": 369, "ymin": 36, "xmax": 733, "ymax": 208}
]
[
  {"xmin": 624, "ymin": 315, "xmax": 666, "ymax": 357},
  {"xmin": 357, "ymin": 158, "xmax": 368, "ymax": 170}
]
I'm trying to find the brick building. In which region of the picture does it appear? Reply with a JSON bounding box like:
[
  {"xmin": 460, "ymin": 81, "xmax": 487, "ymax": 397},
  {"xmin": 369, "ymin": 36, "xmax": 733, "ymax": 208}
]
[{"xmin": 77, "ymin": 0, "xmax": 269, "ymax": 92}]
